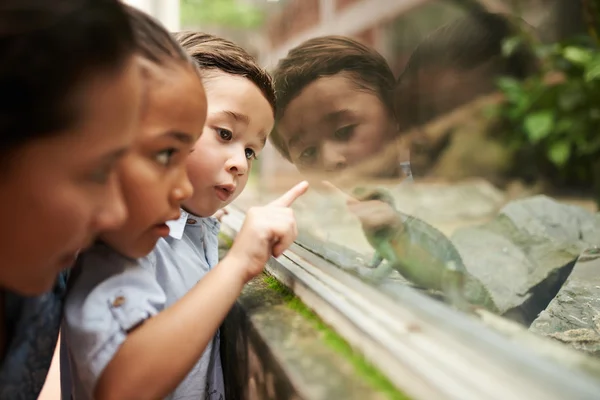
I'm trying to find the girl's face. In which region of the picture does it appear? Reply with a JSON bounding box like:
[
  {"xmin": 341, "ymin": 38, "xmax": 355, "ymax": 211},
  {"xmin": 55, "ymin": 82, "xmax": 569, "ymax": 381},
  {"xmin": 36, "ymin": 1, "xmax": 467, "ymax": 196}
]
[
  {"xmin": 276, "ymin": 72, "xmax": 402, "ymax": 184},
  {"xmin": 0, "ymin": 56, "xmax": 142, "ymax": 295},
  {"xmin": 101, "ymin": 62, "xmax": 206, "ymax": 259}
]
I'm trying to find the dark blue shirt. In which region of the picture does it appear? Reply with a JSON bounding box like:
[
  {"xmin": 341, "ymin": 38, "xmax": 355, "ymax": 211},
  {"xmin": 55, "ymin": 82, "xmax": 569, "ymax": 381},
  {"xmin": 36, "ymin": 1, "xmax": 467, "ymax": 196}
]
[{"xmin": 0, "ymin": 272, "xmax": 68, "ymax": 400}]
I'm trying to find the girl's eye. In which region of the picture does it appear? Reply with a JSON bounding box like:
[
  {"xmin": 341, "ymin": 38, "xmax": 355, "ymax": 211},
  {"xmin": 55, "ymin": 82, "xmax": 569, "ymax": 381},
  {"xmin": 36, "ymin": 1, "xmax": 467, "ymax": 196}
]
[
  {"xmin": 217, "ymin": 128, "xmax": 233, "ymax": 141},
  {"xmin": 334, "ymin": 125, "xmax": 356, "ymax": 141},
  {"xmin": 89, "ymin": 167, "xmax": 112, "ymax": 184},
  {"xmin": 245, "ymin": 148, "xmax": 257, "ymax": 160},
  {"xmin": 298, "ymin": 147, "xmax": 317, "ymax": 165},
  {"xmin": 88, "ymin": 161, "xmax": 117, "ymax": 184},
  {"xmin": 156, "ymin": 148, "xmax": 177, "ymax": 166}
]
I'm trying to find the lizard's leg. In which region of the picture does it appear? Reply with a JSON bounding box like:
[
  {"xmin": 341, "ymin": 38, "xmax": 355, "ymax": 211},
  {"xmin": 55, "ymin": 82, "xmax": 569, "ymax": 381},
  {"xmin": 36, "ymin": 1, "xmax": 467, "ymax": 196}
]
[
  {"xmin": 362, "ymin": 262, "xmax": 394, "ymax": 284},
  {"xmin": 368, "ymin": 252, "xmax": 384, "ymax": 269},
  {"xmin": 363, "ymin": 241, "xmax": 399, "ymax": 282}
]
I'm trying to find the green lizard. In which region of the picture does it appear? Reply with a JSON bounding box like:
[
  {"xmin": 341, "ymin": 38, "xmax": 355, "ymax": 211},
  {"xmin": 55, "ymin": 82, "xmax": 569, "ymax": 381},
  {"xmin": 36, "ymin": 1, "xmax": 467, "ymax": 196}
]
[{"xmin": 350, "ymin": 186, "xmax": 499, "ymax": 313}]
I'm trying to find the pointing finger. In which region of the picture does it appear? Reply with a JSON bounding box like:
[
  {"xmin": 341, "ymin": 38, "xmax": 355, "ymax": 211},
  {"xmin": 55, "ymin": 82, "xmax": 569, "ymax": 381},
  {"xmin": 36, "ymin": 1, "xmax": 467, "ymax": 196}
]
[{"xmin": 269, "ymin": 181, "xmax": 309, "ymax": 207}]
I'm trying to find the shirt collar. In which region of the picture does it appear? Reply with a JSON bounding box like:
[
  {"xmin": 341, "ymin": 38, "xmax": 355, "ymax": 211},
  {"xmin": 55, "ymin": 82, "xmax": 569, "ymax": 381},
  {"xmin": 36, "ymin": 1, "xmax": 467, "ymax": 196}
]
[{"xmin": 166, "ymin": 209, "xmax": 189, "ymax": 240}]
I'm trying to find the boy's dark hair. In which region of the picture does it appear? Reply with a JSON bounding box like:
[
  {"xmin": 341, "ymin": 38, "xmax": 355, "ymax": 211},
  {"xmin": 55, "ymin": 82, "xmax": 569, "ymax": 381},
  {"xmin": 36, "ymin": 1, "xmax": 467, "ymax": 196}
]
[
  {"xmin": 174, "ymin": 31, "xmax": 275, "ymax": 113},
  {"xmin": 395, "ymin": 11, "xmax": 538, "ymax": 127},
  {"xmin": 123, "ymin": 4, "xmax": 192, "ymax": 67},
  {"xmin": 270, "ymin": 35, "xmax": 396, "ymax": 161},
  {"xmin": 0, "ymin": 0, "xmax": 135, "ymax": 156}
]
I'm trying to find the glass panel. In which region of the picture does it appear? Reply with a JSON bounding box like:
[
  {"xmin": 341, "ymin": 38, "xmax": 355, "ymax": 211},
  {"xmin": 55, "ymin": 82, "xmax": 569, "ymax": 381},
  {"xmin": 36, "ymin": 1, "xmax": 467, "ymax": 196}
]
[{"xmin": 181, "ymin": 0, "xmax": 600, "ymax": 379}]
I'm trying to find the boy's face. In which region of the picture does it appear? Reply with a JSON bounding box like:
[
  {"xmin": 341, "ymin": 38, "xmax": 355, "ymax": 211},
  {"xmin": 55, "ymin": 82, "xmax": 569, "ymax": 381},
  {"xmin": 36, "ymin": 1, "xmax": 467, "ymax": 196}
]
[
  {"xmin": 183, "ymin": 71, "xmax": 274, "ymax": 217},
  {"xmin": 101, "ymin": 62, "xmax": 207, "ymax": 258},
  {"xmin": 276, "ymin": 72, "xmax": 400, "ymax": 183}
]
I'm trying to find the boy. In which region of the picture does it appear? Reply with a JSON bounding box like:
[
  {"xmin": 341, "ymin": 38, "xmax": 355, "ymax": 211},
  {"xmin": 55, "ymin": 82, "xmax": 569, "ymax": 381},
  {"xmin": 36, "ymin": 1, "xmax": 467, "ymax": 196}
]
[
  {"xmin": 270, "ymin": 35, "xmax": 412, "ymax": 188},
  {"xmin": 151, "ymin": 31, "xmax": 281, "ymax": 399}
]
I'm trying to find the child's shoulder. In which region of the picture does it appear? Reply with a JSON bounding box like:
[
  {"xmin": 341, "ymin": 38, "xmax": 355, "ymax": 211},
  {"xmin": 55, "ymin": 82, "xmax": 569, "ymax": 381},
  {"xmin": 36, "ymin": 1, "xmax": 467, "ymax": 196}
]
[{"xmin": 67, "ymin": 243, "xmax": 153, "ymax": 297}]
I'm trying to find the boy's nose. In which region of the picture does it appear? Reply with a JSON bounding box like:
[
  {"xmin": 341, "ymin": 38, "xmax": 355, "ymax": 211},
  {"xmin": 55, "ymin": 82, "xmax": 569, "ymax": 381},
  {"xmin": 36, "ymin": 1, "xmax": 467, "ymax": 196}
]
[
  {"xmin": 322, "ymin": 142, "xmax": 347, "ymax": 172},
  {"xmin": 225, "ymin": 152, "xmax": 248, "ymax": 176},
  {"xmin": 93, "ymin": 174, "xmax": 128, "ymax": 232}
]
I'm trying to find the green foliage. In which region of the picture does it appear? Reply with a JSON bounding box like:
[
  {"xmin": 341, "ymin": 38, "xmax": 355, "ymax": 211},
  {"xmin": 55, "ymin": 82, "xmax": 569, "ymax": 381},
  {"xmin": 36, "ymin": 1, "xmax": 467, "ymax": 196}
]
[
  {"xmin": 493, "ymin": 34, "xmax": 600, "ymax": 190},
  {"xmin": 181, "ymin": 0, "xmax": 264, "ymax": 29}
]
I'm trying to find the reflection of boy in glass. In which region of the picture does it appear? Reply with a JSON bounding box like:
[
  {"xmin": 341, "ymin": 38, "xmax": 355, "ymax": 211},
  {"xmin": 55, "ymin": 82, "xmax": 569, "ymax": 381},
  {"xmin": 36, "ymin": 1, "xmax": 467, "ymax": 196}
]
[{"xmin": 270, "ymin": 36, "xmax": 411, "ymax": 186}]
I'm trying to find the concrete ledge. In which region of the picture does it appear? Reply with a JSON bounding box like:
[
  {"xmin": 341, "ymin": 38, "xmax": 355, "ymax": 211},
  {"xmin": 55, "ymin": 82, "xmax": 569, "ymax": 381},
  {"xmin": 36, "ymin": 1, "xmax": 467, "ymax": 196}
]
[{"xmin": 219, "ymin": 273, "xmax": 408, "ymax": 400}]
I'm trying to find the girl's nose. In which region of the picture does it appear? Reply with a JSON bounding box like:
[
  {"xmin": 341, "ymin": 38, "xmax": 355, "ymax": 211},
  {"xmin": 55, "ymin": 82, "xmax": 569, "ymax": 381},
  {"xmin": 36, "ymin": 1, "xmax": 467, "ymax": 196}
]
[
  {"xmin": 172, "ymin": 169, "xmax": 194, "ymax": 204},
  {"xmin": 93, "ymin": 173, "xmax": 128, "ymax": 232}
]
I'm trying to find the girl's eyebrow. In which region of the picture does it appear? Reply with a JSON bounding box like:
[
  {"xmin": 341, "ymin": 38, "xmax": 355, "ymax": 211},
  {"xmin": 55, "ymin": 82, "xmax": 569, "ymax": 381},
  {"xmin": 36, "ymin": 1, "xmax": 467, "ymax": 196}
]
[{"xmin": 162, "ymin": 130, "xmax": 194, "ymax": 144}]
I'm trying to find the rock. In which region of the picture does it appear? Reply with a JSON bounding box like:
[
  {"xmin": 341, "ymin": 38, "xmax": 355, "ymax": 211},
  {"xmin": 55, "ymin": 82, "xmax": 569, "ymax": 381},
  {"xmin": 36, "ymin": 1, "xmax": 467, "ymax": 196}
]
[
  {"xmin": 451, "ymin": 214, "xmax": 580, "ymax": 324},
  {"xmin": 293, "ymin": 183, "xmax": 597, "ymax": 330},
  {"xmin": 500, "ymin": 195, "xmax": 600, "ymax": 250},
  {"xmin": 530, "ymin": 257, "xmax": 600, "ymax": 357}
]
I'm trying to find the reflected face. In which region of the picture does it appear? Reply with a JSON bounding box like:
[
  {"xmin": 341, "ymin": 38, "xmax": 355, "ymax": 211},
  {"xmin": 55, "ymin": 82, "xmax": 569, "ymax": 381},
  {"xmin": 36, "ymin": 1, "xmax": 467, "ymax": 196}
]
[
  {"xmin": 277, "ymin": 72, "xmax": 399, "ymax": 181},
  {"xmin": 183, "ymin": 72, "xmax": 274, "ymax": 217},
  {"xmin": 102, "ymin": 62, "xmax": 206, "ymax": 259},
  {"xmin": 0, "ymin": 56, "xmax": 142, "ymax": 295}
]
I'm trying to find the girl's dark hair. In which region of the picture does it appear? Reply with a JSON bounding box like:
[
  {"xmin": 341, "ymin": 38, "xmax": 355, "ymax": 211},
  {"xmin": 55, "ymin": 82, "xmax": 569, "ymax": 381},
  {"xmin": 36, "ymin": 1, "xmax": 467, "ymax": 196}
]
[
  {"xmin": 123, "ymin": 4, "xmax": 193, "ymax": 67},
  {"xmin": 395, "ymin": 11, "xmax": 538, "ymax": 128},
  {"xmin": 0, "ymin": 0, "xmax": 136, "ymax": 156},
  {"xmin": 399, "ymin": 11, "xmax": 536, "ymax": 81}
]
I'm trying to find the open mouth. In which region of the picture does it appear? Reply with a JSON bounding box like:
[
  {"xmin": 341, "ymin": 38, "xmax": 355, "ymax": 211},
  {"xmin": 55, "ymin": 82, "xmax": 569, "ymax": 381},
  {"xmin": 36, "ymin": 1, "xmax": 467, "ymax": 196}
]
[{"xmin": 215, "ymin": 184, "xmax": 235, "ymax": 201}]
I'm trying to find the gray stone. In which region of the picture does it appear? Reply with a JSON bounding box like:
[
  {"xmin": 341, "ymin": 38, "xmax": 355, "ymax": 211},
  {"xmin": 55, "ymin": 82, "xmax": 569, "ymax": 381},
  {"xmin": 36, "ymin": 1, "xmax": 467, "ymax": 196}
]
[
  {"xmin": 500, "ymin": 195, "xmax": 600, "ymax": 250},
  {"xmin": 293, "ymin": 184, "xmax": 600, "ymax": 333},
  {"xmin": 530, "ymin": 256, "xmax": 600, "ymax": 357},
  {"xmin": 451, "ymin": 214, "xmax": 581, "ymax": 323}
]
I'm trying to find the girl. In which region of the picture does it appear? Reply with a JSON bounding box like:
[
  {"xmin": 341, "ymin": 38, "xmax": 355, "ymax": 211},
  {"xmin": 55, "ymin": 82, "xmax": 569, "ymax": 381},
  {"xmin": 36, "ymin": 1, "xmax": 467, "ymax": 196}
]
[{"xmin": 0, "ymin": 0, "xmax": 142, "ymax": 398}]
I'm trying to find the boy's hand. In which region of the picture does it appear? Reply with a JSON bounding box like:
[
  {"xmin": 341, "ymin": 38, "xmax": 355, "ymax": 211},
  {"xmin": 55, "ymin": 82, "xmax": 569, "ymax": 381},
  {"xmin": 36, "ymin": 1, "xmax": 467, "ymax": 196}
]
[{"xmin": 227, "ymin": 181, "xmax": 309, "ymax": 283}]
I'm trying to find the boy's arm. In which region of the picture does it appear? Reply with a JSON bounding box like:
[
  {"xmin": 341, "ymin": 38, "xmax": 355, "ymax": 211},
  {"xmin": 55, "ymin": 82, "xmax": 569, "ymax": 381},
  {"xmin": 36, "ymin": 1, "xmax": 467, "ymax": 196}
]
[{"xmin": 94, "ymin": 254, "xmax": 246, "ymax": 400}]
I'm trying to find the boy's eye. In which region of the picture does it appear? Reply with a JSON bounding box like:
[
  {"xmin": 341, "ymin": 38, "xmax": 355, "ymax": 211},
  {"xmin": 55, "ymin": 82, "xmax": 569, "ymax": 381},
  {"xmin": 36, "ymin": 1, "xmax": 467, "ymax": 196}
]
[
  {"xmin": 155, "ymin": 148, "xmax": 178, "ymax": 166},
  {"xmin": 245, "ymin": 148, "xmax": 257, "ymax": 160},
  {"xmin": 217, "ymin": 128, "xmax": 233, "ymax": 141},
  {"xmin": 334, "ymin": 125, "xmax": 356, "ymax": 141}
]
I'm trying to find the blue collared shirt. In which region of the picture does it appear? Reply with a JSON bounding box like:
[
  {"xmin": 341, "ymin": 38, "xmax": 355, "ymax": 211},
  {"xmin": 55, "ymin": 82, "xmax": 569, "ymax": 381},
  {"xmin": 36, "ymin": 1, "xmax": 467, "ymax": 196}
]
[{"xmin": 62, "ymin": 210, "xmax": 224, "ymax": 400}]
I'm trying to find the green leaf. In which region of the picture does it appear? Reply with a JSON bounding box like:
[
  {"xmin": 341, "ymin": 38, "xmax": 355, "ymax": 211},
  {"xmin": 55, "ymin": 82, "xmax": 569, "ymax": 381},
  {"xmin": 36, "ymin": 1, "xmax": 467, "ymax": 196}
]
[
  {"xmin": 558, "ymin": 84, "xmax": 585, "ymax": 111},
  {"xmin": 585, "ymin": 62, "xmax": 600, "ymax": 81},
  {"xmin": 548, "ymin": 142, "xmax": 571, "ymax": 166},
  {"xmin": 502, "ymin": 36, "xmax": 522, "ymax": 57},
  {"xmin": 563, "ymin": 46, "xmax": 593, "ymax": 65},
  {"xmin": 524, "ymin": 111, "xmax": 554, "ymax": 143}
]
